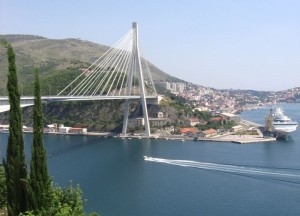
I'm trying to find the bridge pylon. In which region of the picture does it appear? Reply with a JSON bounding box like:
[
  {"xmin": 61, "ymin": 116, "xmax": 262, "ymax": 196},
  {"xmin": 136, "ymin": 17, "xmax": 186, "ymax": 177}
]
[
  {"xmin": 122, "ymin": 22, "xmax": 151, "ymax": 137},
  {"xmin": 0, "ymin": 23, "xmax": 155, "ymax": 136}
]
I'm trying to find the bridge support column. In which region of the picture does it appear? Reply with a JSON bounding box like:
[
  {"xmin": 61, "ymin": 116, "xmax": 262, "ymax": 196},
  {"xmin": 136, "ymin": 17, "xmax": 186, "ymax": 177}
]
[
  {"xmin": 122, "ymin": 99, "xmax": 130, "ymax": 135},
  {"xmin": 122, "ymin": 22, "xmax": 151, "ymax": 137},
  {"xmin": 132, "ymin": 22, "xmax": 151, "ymax": 137}
]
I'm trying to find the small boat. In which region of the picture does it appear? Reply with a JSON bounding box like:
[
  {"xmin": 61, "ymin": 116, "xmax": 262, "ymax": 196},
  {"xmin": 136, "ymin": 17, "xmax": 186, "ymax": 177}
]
[{"xmin": 144, "ymin": 156, "xmax": 152, "ymax": 160}]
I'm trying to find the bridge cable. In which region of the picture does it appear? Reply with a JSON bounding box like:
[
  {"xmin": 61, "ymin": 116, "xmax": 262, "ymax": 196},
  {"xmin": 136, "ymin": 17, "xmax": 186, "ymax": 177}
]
[
  {"xmin": 57, "ymin": 29, "xmax": 133, "ymax": 96},
  {"xmin": 77, "ymin": 31, "xmax": 133, "ymax": 96},
  {"xmin": 72, "ymin": 30, "xmax": 133, "ymax": 96}
]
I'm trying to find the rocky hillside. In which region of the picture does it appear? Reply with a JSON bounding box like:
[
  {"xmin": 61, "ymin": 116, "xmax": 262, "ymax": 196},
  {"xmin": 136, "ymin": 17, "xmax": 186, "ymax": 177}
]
[
  {"xmin": 0, "ymin": 34, "xmax": 182, "ymax": 95},
  {"xmin": 0, "ymin": 100, "xmax": 127, "ymax": 132},
  {"xmin": 0, "ymin": 34, "xmax": 184, "ymax": 131}
]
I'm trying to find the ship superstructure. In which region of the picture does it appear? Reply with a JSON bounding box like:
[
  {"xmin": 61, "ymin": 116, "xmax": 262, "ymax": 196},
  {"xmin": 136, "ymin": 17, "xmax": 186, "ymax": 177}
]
[{"xmin": 265, "ymin": 107, "xmax": 298, "ymax": 139}]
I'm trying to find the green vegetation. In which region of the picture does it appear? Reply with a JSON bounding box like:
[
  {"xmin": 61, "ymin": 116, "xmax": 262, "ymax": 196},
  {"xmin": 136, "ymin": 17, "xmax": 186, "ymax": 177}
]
[
  {"xmin": 0, "ymin": 34, "xmax": 183, "ymax": 96},
  {"xmin": 0, "ymin": 34, "xmax": 187, "ymax": 132},
  {"xmin": 128, "ymin": 125, "xmax": 145, "ymax": 134},
  {"xmin": 160, "ymin": 94, "xmax": 191, "ymax": 116},
  {"xmin": 41, "ymin": 100, "xmax": 124, "ymax": 132},
  {"xmin": 21, "ymin": 183, "xmax": 99, "ymax": 216},
  {"xmin": 28, "ymin": 69, "xmax": 52, "ymax": 212},
  {"xmin": 158, "ymin": 96, "xmax": 236, "ymax": 132},
  {"xmin": 0, "ymin": 99, "xmax": 126, "ymax": 132},
  {"xmin": 196, "ymin": 120, "xmax": 237, "ymax": 131},
  {"xmin": 3, "ymin": 42, "xmax": 29, "ymax": 216},
  {"xmin": 22, "ymin": 68, "xmax": 83, "ymax": 95},
  {"xmin": 1, "ymin": 42, "xmax": 99, "ymax": 215},
  {"xmin": 0, "ymin": 165, "xmax": 6, "ymax": 208},
  {"xmin": 27, "ymin": 173, "xmax": 99, "ymax": 214},
  {"xmin": 193, "ymin": 110, "xmax": 212, "ymax": 121}
]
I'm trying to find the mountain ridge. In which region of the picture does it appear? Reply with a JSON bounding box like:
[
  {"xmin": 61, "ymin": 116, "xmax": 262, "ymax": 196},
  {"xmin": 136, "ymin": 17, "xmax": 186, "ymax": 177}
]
[
  {"xmin": 0, "ymin": 34, "xmax": 299, "ymax": 95},
  {"xmin": 0, "ymin": 34, "xmax": 183, "ymax": 95}
]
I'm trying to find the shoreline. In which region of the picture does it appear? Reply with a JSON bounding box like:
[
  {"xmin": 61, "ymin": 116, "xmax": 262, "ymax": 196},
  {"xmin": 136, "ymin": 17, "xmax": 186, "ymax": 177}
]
[
  {"xmin": 1, "ymin": 118, "xmax": 277, "ymax": 144},
  {"xmin": 22, "ymin": 131, "xmax": 276, "ymax": 144},
  {"xmin": 116, "ymin": 133, "xmax": 276, "ymax": 144},
  {"xmin": 196, "ymin": 135, "xmax": 276, "ymax": 144}
]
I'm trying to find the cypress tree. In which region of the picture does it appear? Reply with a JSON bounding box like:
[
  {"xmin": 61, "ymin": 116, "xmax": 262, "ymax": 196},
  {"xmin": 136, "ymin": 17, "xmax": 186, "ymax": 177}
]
[
  {"xmin": 3, "ymin": 43, "xmax": 29, "ymax": 215},
  {"xmin": 29, "ymin": 69, "xmax": 52, "ymax": 211}
]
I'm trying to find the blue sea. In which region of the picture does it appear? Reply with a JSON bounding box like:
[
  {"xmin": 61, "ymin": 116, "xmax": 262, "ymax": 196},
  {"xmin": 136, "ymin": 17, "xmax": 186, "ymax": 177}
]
[{"xmin": 1, "ymin": 103, "xmax": 300, "ymax": 216}]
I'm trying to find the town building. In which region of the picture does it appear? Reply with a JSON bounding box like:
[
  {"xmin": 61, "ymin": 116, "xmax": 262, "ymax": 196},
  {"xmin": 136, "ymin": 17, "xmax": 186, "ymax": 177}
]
[
  {"xmin": 185, "ymin": 118, "xmax": 200, "ymax": 127},
  {"xmin": 0, "ymin": 125, "xmax": 9, "ymax": 130},
  {"xmin": 128, "ymin": 118, "xmax": 144, "ymax": 127},
  {"xmin": 220, "ymin": 113, "xmax": 241, "ymax": 123},
  {"xmin": 128, "ymin": 111, "xmax": 168, "ymax": 128},
  {"xmin": 179, "ymin": 127, "xmax": 200, "ymax": 136},
  {"xmin": 230, "ymin": 125, "xmax": 243, "ymax": 132},
  {"xmin": 0, "ymin": 124, "xmax": 9, "ymax": 133},
  {"xmin": 45, "ymin": 124, "xmax": 56, "ymax": 132},
  {"xmin": 198, "ymin": 128, "xmax": 217, "ymax": 138},
  {"xmin": 58, "ymin": 124, "xmax": 71, "ymax": 133},
  {"xmin": 69, "ymin": 127, "xmax": 88, "ymax": 134},
  {"xmin": 149, "ymin": 118, "xmax": 168, "ymax": 127}
]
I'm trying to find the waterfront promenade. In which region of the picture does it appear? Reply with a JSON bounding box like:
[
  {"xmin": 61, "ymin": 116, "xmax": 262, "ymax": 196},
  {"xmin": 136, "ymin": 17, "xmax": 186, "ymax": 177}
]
[
  {"xmin": 197, "ymin": 134, "xmax": 276, "ymax": 144},
  {"xmin": 1, "ymin": 117, "xmax": 275, "ymax": 144},
  {"xmin": 128, "ymin": 118, "xmax": 276, "ymax": 143},
  {"xmin": 119, "ymin": 127, "xmax": 276, "ymax": 144}
]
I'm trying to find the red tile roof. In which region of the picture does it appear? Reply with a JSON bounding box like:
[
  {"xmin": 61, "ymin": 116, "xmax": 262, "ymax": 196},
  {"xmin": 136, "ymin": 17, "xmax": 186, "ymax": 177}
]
[
  {"xmin": 202, "ymin": 128, "xmax": 217, "ymax": 135},
  {"xmin": 179, "ymin": 127, "xmax": 199, "ymax": 134},
  {"xmin": 70, "ymin": 128, "xmax": 86, "ymax": 130}
]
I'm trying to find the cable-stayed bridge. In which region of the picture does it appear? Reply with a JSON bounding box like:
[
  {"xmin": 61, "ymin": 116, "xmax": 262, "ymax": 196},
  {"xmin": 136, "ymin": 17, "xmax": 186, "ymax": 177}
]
[{"xmin": 0, "ymin": 23, "xmax": 159, "ymax": 136}]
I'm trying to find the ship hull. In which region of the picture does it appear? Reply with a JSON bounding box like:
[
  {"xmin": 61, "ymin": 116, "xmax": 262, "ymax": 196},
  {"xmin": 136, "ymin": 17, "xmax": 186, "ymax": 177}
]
[
  {"xmin": 273, "ymin": 130, "xmax": 290, "ymax": 139},
  {"xmin": 273, "ymin": 124, "xmax": 297, "ymax": 139}
]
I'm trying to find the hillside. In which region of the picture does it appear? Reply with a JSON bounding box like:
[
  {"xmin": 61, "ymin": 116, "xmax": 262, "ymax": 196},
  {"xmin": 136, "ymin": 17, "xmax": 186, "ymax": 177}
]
[
  {"xmin": 0, "ymin": 34, "xmax": 185, "ymax": 131},
  {"xmin": 0, "ymin": 34, "xmax": 182, "ymax": 95}
]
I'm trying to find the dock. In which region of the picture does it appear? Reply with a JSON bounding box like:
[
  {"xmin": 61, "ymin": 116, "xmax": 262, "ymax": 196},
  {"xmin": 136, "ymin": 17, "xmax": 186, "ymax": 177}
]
[{"xmin": 197, "ymin": 135, "xmax": 276, "ymax": 144}]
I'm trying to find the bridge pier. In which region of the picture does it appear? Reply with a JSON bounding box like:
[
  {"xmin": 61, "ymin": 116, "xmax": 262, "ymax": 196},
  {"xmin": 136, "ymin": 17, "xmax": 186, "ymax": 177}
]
[
  {"xmin": 121, "ymin": 22, "xmax": 151, "ymax": 137},
  {"xmin": 122, "ymin": 99, "xmax": 131, "ymax": 135},
  {"xmin": 1, "ymin": 23, "xmax": 156, "ymax": 138},
  {"xmin": 133, "ymin": 22, "xmax": 151, "ymax": 137}
]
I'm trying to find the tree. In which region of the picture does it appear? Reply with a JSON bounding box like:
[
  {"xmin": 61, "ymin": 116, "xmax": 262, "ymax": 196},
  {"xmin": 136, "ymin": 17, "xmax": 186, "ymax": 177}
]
[
  {"xmin": 21, "ymin": 183, "xmax": 100, "ymax": 216},
  {"xmin": 0, "ymin": 165, "xmax": 7, "ymax": 208},
  {"xmin": 1, "ymin": 41, "xmax": 99, "ymax": 216},
  {"xmin": 3, "ymin": 42, "xmax": 29, "ymax": 215},
  {"xmin": 25, "ymin": 69, "xmax": 99, "ymax": 216},
  {"xmin": 29, "ymin": 69, "xmax": 52, "ymax": 211}
]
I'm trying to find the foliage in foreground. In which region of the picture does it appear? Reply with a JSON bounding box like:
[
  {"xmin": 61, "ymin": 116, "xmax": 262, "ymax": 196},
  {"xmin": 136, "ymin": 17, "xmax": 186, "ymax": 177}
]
[
  {"xmin": 20, "ymin": 183, "xmax": 99, "ymax": 216},
  {"xmin": 1, "ymin": 42, "xmax": 100, "ymax": 216},
  {"xmin": 28, "ymin": 69, "xmax": 52, "ymax": 211},
  {"xmin": 0, "ymin": 165, "xmax": 7, "ymax": 207},
  {"xmin": 4, "ymin": 40, "xmax": 29, "ymax": 216}
]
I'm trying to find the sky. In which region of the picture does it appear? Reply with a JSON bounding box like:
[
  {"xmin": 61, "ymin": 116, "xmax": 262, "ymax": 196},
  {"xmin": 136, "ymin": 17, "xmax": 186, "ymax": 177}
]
[{"xmin": 1, "ymin": 0, "xmax": 299, "ymax": 91}]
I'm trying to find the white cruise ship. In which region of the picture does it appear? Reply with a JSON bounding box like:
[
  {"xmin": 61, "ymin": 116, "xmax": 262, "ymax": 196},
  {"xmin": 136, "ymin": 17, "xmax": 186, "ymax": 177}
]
[{"xmin": 265, "ymin": 107, "xmax": 298, "ymax": 139}]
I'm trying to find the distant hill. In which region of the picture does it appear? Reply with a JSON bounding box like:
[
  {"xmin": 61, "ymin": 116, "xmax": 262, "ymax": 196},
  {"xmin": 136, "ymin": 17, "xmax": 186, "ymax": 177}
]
[{"xmin": 0, "ymin": 34, "xmax": 182, "ymax": 95}]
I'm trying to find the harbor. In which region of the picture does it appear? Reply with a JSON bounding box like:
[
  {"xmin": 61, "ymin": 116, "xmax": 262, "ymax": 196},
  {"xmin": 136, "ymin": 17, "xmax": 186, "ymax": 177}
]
[
  {"xmin": 0, "ymin": 118, "xmax": 277, "ymax": 144},
  {"xmin": 118, "ymin": 120, "xmax": 277, "ymax": 144},
  {"xmin": 1, "ymin": 103, "xmax": 300, "ymax": 216},
  {"xmin": 1, "ymin": 106, "xmax": 296, "ymax": 145}
]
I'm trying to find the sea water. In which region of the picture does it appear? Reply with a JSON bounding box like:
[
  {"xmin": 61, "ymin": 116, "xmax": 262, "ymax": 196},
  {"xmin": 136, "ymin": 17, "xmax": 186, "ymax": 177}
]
[{"xmin": 1, "ymin": 103, "xmax": 300, "ymax": 216}]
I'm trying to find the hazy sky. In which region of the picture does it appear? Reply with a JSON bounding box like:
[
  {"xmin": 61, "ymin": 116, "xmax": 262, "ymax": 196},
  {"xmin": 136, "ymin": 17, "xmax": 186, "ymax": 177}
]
[{"xmin": 1, "ymin": 0, "xmax": 299, "ymax": 91}]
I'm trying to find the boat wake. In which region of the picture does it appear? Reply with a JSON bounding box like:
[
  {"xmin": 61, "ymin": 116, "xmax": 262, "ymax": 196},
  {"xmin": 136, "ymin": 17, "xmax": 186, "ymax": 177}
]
[{"xmin": 144, "ymin": 156, "xmax": 300, "ymax": 184}]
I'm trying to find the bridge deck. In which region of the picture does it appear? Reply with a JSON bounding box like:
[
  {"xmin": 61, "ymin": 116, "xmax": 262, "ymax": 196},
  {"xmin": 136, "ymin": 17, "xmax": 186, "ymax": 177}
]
[{"xmin": 0, "ymin": 95, "xmax": 159, "ymax": 113}]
